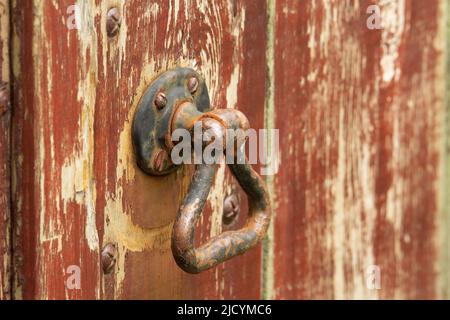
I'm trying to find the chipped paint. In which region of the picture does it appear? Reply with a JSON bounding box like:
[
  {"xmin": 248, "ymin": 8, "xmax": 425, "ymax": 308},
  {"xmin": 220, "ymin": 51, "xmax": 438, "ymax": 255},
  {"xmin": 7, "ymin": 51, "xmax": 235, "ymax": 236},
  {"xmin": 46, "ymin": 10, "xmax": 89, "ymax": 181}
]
[
  {"xmin": 226, "ymin": 7, "xmax": 245, "ymax": 109},
  {"xmin": 9, "ymin": 0, "xmax": 447, "ymax": 300},
  {"xmin": 104, "ymin": 192, "xmax": 173, "ymax": 253},
  {"xmin": 332, "ymin": 107, "xmax": 346, "ymax": 299},
  {"xmin": 379, "ymin": 0, "xmax": 405, "ymax": 84},
  {"xmin": 272, "ymin": 0, "xmax": 446, "ymax": 300},
  {"xmin": 73, "ymin": 0, "xmax": 100, "ymax": 252}
]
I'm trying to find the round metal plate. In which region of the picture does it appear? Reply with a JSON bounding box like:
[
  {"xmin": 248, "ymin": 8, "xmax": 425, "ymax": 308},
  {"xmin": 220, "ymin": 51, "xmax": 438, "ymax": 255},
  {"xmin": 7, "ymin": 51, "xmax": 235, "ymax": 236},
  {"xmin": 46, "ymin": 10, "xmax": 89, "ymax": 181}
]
[{"xmin": 132, "ymin": 67, "xmax": 210, "ymax": 176}]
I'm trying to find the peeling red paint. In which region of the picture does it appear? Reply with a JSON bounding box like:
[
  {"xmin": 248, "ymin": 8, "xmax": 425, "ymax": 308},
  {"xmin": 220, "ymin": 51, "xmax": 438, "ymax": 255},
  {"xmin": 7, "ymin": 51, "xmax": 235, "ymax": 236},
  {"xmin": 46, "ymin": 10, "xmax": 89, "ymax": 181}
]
[{"xmin": 273, "ymin": 0, "xmax": 445, "ymax": 299}]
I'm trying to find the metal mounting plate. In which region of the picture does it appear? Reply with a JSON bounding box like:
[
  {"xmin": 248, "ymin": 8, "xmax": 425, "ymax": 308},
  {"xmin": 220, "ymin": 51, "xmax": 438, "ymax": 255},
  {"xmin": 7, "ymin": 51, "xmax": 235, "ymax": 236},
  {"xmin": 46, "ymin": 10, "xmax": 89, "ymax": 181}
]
[{"xmin": 132, "ymin": 67, "xmax": 210, "ymax": 176}]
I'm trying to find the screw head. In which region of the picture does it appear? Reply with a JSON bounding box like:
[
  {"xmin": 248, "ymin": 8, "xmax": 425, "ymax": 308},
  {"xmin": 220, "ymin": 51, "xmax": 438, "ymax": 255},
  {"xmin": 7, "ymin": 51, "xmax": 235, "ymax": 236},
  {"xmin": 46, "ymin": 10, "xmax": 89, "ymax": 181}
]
[
  {"xmin": 101, "ymin": 243, "xmax": 117, "ymax": 274},
  {"xmin": 187, "ymin": 77, "xmax": 199, "ymax": 95},
  {"xmin": 154, "ymin": 92, "xmax": 167, "ymax": 110},
  {"xmin": 223, "ymin": 194, "xmax": 240, "ymax": 225},
  {"xmin": 106, "ymin": 8, "xmax": 121, "ymax": 37}
]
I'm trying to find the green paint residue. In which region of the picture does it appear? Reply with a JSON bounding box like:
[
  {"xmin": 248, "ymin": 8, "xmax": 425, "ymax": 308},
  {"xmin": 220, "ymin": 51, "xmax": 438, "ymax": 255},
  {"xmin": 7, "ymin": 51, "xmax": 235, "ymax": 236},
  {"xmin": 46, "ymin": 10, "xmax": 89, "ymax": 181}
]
[{"xmin": 262, "ymin": 0, "xmax": 276, "ymax": 300}]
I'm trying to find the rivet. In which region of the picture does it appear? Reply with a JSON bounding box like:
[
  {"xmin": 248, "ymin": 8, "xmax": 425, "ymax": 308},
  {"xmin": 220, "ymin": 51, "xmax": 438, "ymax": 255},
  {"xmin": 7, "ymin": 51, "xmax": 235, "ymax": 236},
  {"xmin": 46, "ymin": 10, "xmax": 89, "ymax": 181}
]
[
  {"xmin": 154, "ymin": 92, "xmax": 167, "ymax": 110},
  {"xmin": 187, "ymin": 77, "xmax": 199, "ymax": 95},
  {"xmin": 106, "ymin": 8, "xmax": 121, "ymax": 38},
  {"xmin": 101, "ymin": 243, "xmax": 117, "ymax": 274}
]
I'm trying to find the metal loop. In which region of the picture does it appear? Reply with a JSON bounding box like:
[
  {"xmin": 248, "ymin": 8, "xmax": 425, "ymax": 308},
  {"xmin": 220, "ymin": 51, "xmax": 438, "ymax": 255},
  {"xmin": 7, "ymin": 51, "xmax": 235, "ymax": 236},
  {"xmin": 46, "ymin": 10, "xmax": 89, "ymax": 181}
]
[{"xmin": 171, "ymin": 109, "xmax": 271, "ymax": 273}]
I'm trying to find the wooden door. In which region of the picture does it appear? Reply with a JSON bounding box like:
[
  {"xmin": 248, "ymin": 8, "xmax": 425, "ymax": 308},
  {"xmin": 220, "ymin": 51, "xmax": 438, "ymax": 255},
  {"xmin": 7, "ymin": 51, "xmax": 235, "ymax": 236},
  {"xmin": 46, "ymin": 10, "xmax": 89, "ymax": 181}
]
[{"xmin": 1, "ymin": 0, "xmax": 449, "ymax": 299}]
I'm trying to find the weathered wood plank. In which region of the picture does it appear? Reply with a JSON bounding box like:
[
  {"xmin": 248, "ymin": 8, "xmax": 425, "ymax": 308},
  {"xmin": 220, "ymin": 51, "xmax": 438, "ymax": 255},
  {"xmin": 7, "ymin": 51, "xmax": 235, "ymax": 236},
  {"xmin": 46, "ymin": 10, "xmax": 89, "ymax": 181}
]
[
  {"xmin": 440, "ymin": 0, "xmax": 450, "ymax": 299},
  {"xmin": 12, "ymin": 0, "xmax": 267, "ymax": 299},
  {"xmin": 271, "ymin": 0, "xmax": 446, "ymax": 299},
  {"xmin": 0, "ymin": 0, "xmax": 10, "ymax": 300}
]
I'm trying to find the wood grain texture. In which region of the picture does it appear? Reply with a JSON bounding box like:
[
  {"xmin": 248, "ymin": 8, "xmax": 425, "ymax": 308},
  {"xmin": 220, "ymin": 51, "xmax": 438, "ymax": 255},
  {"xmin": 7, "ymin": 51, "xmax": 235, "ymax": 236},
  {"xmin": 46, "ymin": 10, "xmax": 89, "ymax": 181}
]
[
  {"xmin": 9, "ymin": 0, "xmax": 448, "ymax": 300},
  {"xmin": 271, "ymin": 0, "xmax": 446, "ymax": 299},
  {"xmin": 0, "ymin": 0, "xmax": 10, "ymax": 300},
  {"xmin": 11, "ymin": 0, "xmax": 267, "ymax": 299}
]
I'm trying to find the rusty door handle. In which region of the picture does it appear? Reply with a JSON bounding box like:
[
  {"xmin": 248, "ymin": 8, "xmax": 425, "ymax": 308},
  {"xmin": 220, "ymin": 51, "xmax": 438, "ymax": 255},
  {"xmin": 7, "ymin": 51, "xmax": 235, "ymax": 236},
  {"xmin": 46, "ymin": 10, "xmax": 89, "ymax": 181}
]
[
  {"xmin": 132, "ymin": 68, "xmax": 271, "ymax": 273},
  {"xmin": 171, "ymin": 104, "xmax": 271, "ymax": 273}
]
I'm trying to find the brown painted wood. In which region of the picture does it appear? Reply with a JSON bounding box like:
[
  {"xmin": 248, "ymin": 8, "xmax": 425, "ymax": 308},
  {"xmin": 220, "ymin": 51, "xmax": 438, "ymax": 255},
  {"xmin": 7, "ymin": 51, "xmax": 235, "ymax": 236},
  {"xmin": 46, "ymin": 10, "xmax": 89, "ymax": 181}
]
[
  {"xmin": 0, "ymin": 0, "xmax": 10, "ymax": 300},
  {"xmin": 272, "ymin": 0, "xmax": 446, "ymax": 299},
  {"xmin": 11, "ymin": 0, "xmax": 267, "ymax": 299}
]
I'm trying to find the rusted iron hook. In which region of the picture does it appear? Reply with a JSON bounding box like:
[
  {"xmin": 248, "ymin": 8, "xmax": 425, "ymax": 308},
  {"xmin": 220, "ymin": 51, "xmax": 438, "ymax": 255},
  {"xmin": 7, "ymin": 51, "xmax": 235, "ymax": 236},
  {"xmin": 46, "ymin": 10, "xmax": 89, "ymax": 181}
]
[{"xmin": 170, "ymin": 102, "xmax": 271, "ymax": 273}]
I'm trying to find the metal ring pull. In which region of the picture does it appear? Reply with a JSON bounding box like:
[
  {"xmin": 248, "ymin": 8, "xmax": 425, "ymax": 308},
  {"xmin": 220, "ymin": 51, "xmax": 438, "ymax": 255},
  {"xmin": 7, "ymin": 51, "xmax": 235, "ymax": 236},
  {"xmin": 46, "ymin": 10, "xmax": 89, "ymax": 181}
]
[{"xmin": 132, "ymin": 68, "xmax": 271, "ymax": 273}]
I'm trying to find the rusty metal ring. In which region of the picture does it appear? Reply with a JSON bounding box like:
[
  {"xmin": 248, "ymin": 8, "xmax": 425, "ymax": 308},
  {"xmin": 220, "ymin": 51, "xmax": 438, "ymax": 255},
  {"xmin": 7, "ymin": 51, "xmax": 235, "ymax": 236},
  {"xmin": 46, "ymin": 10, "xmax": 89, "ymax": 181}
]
[{"xmin": 172, "ymin": 160, "xmax": 271, "ymax": 273}]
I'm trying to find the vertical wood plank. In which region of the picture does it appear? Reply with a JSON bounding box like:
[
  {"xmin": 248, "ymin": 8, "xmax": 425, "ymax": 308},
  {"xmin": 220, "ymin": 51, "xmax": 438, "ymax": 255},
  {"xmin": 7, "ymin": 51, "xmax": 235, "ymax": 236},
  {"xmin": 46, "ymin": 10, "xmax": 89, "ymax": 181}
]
[
  {"xmin": 440, "ymin": 0, "xmax": 450, "ymax": 299},
  {"xmin": 0, "ymin": 0, "xmax": 10, "ymax": 300},
  {"xmin": 11, "ymin": 0, "xmax": 267, "ymax": 299},
  {"xmin": 271, "ymin": 0, "xmax": 446, "ymax": 299},
  {"xmin": 11, "ymin": 0, "xmax": 102, "ymax": 299}
]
